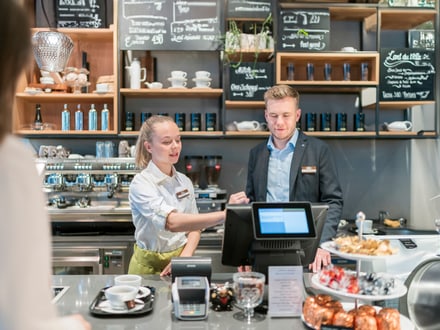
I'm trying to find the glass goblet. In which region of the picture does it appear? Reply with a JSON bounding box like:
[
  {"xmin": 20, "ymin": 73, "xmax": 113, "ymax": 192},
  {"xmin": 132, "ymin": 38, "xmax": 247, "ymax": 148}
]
[{"xmin": 233, "ymin": 271, "xmax": 265, "ymax": 323}]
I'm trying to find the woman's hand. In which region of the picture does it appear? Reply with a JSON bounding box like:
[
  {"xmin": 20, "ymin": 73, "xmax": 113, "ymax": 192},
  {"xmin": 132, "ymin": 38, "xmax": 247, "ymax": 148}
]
[{"xmin": 160, "ymin": 262, "xmax": 172, "ymax": 277}]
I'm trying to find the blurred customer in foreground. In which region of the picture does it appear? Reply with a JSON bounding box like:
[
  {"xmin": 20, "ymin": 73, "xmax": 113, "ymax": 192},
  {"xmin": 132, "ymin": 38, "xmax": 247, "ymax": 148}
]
[
  {"xmin": 231, "ymin": 85, "xmax": 343, "ymax": 272},
  {"xmin": 129, "ymin": 115, "xmax": 240, "ymax": 276},
  {"xmin": 0, "ymin": 1, "xmax": 90, "ymax": 329}
]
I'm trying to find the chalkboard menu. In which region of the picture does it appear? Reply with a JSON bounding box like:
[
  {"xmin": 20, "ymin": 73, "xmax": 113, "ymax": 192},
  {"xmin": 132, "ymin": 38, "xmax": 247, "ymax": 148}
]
[
  {"xmin": 227, "ymin": 0, "xmax": 272, "ymax": 19},
  {"xmin": 380, "ymin": 48, "xmax": 435, "ymax": 101},
  {"xmin": 229, "ymin": 62, "xmax": 273, "ymax": 100},
  {"xmin": 55, "ymin": 0, "xmax": 107, "ymax": 28},
  {"xmin": 118, "ymin": 0, "xmax": 221, "ymax": 51},
  {"xmin": 278, "ymin": 9, "xmax": 330, "ymax": 52}
]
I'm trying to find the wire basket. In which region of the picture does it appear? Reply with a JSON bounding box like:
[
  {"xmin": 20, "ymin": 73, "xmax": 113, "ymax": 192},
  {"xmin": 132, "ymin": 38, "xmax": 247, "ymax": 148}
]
[{"xmin": 32, "ymin": 31, "xmax": 74, "ymax": 72}]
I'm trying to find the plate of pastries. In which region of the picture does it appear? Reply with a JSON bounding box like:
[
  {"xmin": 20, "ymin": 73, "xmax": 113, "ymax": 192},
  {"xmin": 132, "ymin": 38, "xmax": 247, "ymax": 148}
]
[
  {"xmin": 321, "ymin": 236, "xmax": 399, "ymax": 261},
  {"xmin": 302, "ymin": 294, "xmax": 414, "ymax": 330}
]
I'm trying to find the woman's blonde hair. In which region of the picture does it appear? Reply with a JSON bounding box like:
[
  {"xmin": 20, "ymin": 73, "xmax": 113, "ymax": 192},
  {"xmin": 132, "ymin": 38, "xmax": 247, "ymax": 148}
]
[
  {"xmin": 134, "ymin": 115, "xmax": 176, "ymax": 169},
  {"xmin": 0, "ymin": 1, "xmax": 31, "ymax": 140}
]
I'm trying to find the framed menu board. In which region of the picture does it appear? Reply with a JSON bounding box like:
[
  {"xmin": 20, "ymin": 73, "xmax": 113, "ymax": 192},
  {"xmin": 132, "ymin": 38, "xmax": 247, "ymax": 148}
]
[
  {"xmin": 55, "ymin": 0, "xmax": 107, "ymax": 28},
  {"xmin": 380, "ymin": 48, "xmax": 435, "ymax": 101},
  {"xmin": 226, "ymin": 0, "xmax": 272, "ymax": 19},
  {"xmin": 277, "ymin": 9, "xmax": 330, "ymax": 52},
  {"xmin": 118, "ymin": 0, "xmax": 221, "ymax": 51},
  {"xmin": 228, "ymin": 62, "xmax": 273, "ymax": 100}
]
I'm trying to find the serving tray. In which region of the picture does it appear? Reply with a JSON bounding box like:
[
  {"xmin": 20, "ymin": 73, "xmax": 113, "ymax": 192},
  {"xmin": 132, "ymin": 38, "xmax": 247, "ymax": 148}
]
[{"xmin": 89, "ymin": 285, "xmax": 155, "ymax": 317}]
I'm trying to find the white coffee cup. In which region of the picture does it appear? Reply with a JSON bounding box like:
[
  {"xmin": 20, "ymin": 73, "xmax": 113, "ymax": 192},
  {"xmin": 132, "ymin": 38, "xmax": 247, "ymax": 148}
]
[
  {"xmin": 115, "ymin": 274, "xmax": 142, "ymax": 289},
  {"xmin": 195, "ymin": 80, "xmax": 211, "ymax": 88},
  {"xmin": 104, "ymin": 285, "xmax": 138, "ymax": 310},
  {"xmin": 96, "ymin": 83, "xmax": 109, "ymax": 93},
  {"xmin": 356, "ymin": 219, "xmax": 373, "ymax": 233},
  {"xmin": 171, "ymin": 79, "xmax": 187, "ymax": 88},
  {"xmin": 171, "ymin": 70, "xmax": 187, "ymax": 79},
  {"xmin": 195, "ymin": 71, "xmax": 211, "ymax": 79}
]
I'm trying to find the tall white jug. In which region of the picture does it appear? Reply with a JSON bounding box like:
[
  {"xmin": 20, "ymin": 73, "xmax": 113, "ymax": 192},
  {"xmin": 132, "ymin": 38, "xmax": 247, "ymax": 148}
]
[{"xmin": 128, "ymin": 58, "xmax": 146, "ymax": 89}]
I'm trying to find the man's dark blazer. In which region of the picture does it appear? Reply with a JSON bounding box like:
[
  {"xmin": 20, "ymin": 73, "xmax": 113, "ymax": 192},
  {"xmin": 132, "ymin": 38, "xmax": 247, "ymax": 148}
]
[{"xmin": 245, "ymin": 130, "xmax": 343, "ymax": 243}]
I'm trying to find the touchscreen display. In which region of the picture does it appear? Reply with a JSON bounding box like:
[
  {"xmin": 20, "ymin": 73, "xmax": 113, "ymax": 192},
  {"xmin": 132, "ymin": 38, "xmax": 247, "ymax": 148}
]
[{"xmin": 252, "ymin": 202, "xmax": 316, "ymax": 239}]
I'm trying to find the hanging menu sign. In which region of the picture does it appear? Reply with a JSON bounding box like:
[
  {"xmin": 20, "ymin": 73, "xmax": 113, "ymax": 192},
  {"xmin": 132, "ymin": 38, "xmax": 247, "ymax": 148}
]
[
  {"xmin": 278, "ymin": 9, "xmax": 330, "ymax": 51},
  {"xmin": 229, "ymin": 62, "xmax": 273, "ymax": 100},
  {"xmin": 226, "ymin": 0, "xmax": 272, "ymax": 19},
  {"xmin": 55, "ymin": 0, "xmax": 107, "ymax": 28},
  {"xmin": 380, "ymin": 48, "xmax": 435, "ymax": 101},
  {"xmin": 119, "ymin": 0, "xmax": 221, "ymax": 51}
]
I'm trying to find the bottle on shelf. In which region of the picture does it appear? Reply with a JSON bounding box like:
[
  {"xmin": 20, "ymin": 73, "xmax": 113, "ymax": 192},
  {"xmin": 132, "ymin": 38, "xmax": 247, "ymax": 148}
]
[
  {"xmin": 101, "ymin": 104, "xmax": 109, "ymax": 131},
  {"xmin": 88, "ymin": 104, "xmax": 97, "ymax": 131},
  {"xmin": 34, "ymin": 104, "xmax": 43, "ymax": 130},
  {"xmin": 61, "ymin": 104, "xmax": 70, "ymax": 131},
  {"xmin": 75, "ymin": 104, "xmax": 83, "ymax": 131}
]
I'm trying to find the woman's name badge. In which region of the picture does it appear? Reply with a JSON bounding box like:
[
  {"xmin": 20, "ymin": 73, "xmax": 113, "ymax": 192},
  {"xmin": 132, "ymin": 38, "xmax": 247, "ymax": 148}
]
[{"xmin": 176, "ymin": 189, "xmax": 190, "ymax": 199}]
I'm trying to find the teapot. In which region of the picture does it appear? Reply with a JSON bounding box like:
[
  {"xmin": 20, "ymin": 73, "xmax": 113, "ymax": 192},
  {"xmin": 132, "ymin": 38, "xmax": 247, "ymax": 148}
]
[
  {"xmin": 234, "ymin": 120, "xmax": 260, "ymax": 131},
  {"xmin": 385, "ymin": 121, "xmax": 412, "ymax": 132},
  {"xmin": 145, "ymin": 81, "xmax": 163, "ymax": 89}
]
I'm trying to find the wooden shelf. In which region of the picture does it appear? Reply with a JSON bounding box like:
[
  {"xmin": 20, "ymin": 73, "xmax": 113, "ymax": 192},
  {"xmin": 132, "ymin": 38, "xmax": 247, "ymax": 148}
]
[
  {"xmin": 120, "ymin": 88, "xmax": 223, "ymax": 98},
  {"xmin": 225, "ymin": 100, "xmax": 265, "ymax": 109},
  {"xmin": 15, "ymin": 130, "xmax": 118, "ymax": 136},
  {"xmin": 31, "ymin": 27, "xmax": 114, "ymax": 42},
  {"xmin": 276, "ymin": 52, "xmax": 379, "ymax": 85},
  {"xmin": 364, "ymin": 100, "xmax": 436, "ymax": 110},
  {"xmin": 379, "ymin": 8, "xmax": 436, "ymax": 31},
  {"xmin": 120, "ymin": 131, "xmax": 224, "ymax": 138},
  {"xmin": 224, "ymin": 50, "xmax": 274, "ymax": 63},
  {"xmin": 16, "ymin": 93, "xmax": 114, "ymax": 103}
]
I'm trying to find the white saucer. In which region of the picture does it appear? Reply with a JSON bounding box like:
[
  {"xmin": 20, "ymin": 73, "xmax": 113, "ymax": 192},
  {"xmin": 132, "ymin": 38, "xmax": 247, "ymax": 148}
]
[
  {"xmin": 192, "ymin": 77, "xmax": 212, "ymax": 82},
  {"xmin": 137, "ymin": 286, "xmax": 151, "ymax": 299},
  {"xmin": 99, "ymin": 300, "xmax": 144, "ymax": 314},
  {"xmin": 93, "ymin": 90, "xmax": 109, "ymax": 95},
  {"xmin": 192, "ymin": 86, "xmax": 212, "ymax": 89},
  {"xmin": 168, "ymin": 86, "xmax": 188, "ymax": 89}
]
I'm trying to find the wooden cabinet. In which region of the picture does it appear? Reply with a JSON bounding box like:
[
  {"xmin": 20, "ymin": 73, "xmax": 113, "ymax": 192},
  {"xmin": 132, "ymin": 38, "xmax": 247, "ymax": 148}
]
[
  {"xmin": 13, "ymin": 2, "xmax": 438, "ymax": 140},
  {"xmin": 13, "ymin": 27, "xmax": 117, "ymax": 135}
]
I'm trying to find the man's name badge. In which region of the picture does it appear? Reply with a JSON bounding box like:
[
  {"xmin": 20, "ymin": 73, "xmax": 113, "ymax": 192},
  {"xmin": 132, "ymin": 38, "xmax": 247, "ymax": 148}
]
[
  {"xmin": 301, "ymin": 166, "xmax": 317, "ymax": 174},
  {"xmin": 176, "ymin": 189, "xmax": 190, "ymax": 199}
]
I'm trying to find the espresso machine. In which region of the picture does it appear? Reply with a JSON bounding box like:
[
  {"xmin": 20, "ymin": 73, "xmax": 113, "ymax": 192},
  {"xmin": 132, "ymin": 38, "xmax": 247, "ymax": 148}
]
[{"xmin": 184, "ymin": 155, "xmax": 227, "ymax": 213}]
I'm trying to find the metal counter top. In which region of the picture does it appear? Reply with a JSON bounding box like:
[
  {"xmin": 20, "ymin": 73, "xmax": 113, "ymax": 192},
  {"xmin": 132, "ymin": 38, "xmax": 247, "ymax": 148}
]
[{"xmin": 53, "ymin": 274, "xmax": 309, "ymax": 330}]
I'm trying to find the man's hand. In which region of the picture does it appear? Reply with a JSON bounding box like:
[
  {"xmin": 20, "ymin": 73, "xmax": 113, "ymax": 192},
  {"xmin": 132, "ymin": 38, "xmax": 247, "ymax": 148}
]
[
  {"xmin": 308, "ymin": 247, "xmax": 331, "ymax": 273},
  {"xmin": 229, "ymin": 191, "xmax": 250, "ymax": 204}
]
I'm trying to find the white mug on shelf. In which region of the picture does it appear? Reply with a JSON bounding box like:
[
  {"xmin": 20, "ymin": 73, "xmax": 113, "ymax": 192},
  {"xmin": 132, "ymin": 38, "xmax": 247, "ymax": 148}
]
[
  {"xmin": 171, "ymin": 71, "xmax": 187, "ymax": 79},
  {"xmin": 195, "ymin": 71, "xmax": 211, "ymax": 79}
]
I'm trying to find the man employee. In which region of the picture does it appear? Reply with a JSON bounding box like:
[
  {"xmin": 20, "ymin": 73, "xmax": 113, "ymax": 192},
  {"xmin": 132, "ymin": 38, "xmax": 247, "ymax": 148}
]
[{"xmin": 231, "ymin": 85, "xmax": 343, "ymax": 272}]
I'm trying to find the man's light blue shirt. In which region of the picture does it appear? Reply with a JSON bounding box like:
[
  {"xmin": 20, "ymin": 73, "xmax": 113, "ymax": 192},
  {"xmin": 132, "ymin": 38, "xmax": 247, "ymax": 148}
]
[{"xmin": 266, "ymin": 130, "xmax": 299, "ymax": 202}]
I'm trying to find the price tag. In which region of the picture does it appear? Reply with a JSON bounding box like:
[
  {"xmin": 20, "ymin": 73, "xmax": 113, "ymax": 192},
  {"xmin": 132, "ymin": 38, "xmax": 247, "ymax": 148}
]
[{"xmin": 268, "ymin": 266, "xmax": 304, "ymax": 317}]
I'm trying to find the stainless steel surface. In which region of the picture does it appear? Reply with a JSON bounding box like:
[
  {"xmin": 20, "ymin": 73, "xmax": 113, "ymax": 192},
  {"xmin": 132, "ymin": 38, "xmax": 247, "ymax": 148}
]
[
  {"xmin": 52, "ymin": 274, "xmax": 308, "ymax": 329},
  {"xmin": 52, "ymin": 237, "xmax": 134, "ymax": 275},
  {"xmin": 400, "ymin": 257, "xmax": 440, "ymax": 330}
]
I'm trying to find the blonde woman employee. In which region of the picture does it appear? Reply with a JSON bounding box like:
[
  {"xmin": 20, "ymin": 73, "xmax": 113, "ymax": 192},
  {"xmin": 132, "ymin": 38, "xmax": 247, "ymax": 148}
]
[{"xmin": 128, "ymin": 115, "xmax": 243, "ymax": 276}]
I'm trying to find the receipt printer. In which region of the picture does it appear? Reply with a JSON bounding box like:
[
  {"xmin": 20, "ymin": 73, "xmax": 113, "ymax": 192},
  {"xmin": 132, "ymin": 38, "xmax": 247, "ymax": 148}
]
[{"xmin": 171, "ymin": 276, "xmax": 210, "ymax": 320}]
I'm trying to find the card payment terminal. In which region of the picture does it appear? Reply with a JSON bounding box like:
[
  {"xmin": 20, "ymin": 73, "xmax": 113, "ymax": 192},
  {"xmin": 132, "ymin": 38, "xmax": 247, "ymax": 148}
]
[{"xmin": 171, "ymin": 276, "xmax": 210, "ymax": 320}]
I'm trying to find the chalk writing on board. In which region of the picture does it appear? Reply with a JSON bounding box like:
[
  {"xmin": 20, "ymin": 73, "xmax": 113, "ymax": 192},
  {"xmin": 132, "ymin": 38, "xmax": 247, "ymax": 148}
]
[
  {"xmin": 380, "ymin": 49, "xmax": 435, "ymax": 101},
  {"xmin": 119, "ymin": 0, "xmax": 220, "ymax": 50},
  {"xmin": 278, "ymin": 9, "xmax": 330, "ymax": 51},
  {"xmin": 227, "ymin": 0, "xmax": 271, "ymax": 18},
  {"xmin": 56, "ymin": 0, "xmax": 106, "ymax": 28},
  {"xmin": 229, "ymin": 62, "xmax": 273, "ymax": 100}
]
